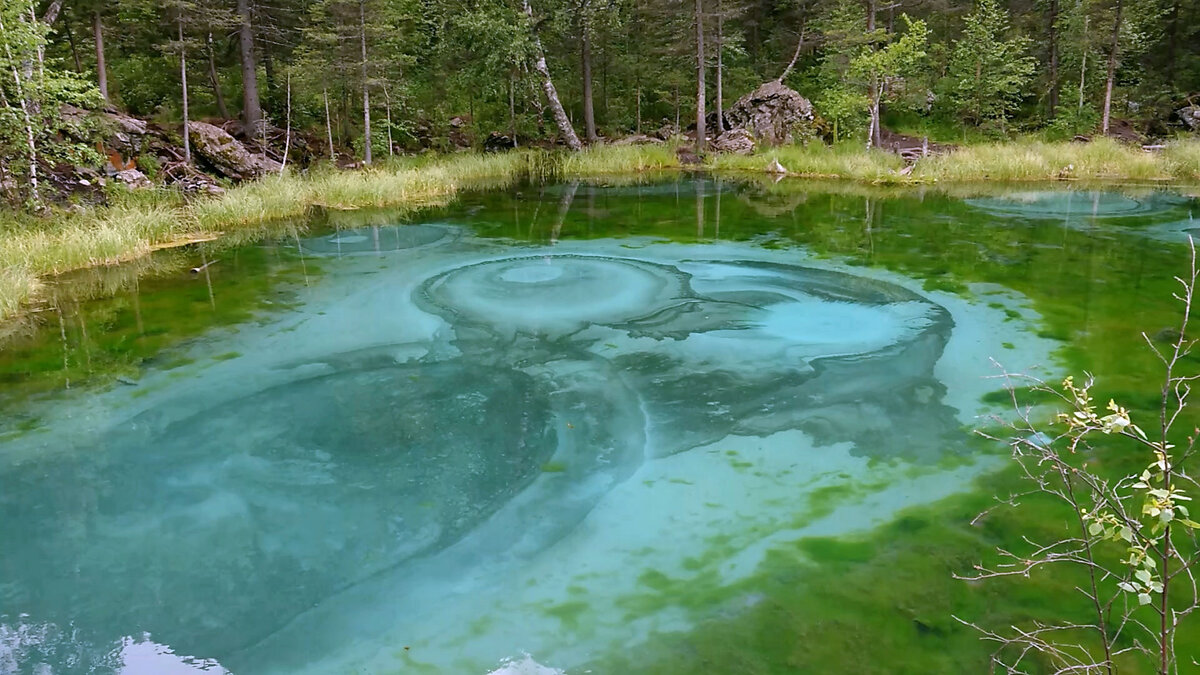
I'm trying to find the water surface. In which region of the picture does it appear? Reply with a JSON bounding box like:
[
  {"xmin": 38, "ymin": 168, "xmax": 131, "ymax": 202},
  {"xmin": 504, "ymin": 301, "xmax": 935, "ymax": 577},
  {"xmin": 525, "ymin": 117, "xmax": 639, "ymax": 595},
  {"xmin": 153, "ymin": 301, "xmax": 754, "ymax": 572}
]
[{"xmin": 1, "ymin": 178, "xmax": 1197, "ymax": 674}]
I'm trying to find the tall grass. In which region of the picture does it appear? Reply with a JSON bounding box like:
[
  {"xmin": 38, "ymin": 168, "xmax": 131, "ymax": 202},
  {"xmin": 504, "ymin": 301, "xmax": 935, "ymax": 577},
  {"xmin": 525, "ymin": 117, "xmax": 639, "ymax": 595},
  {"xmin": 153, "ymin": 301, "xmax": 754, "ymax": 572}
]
[
  {"xmin": 916, "ymin": 138, "xmax": 1169, "ymax": 181},
  {"xmin": 0, "ymin": 266, "xmax": 37, "ymax": 320},
  {"xmin": 710, "ymin": 143, "xmax": 905, "ymax": 180}
]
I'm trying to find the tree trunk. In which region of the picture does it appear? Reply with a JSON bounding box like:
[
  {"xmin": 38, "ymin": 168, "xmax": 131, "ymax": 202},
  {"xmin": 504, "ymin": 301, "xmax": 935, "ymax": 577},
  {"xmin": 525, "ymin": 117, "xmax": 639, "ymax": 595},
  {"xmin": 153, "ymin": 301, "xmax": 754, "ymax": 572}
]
[
  {"xmin": 92, "ymin": 11, "xmax": 108, "ymax": 103},
  {"xmin": 41, "ymin": 0, "xmax": 63, "ymax": 25},
  {"xmin": 384, "ymin": 84, "xmax": 394, "ymax": 158},
  {"xmin": 865, "ymin": 0, "xmax": 880, "ymax": 148},
  {"xmin": 324, "ymin": 87, "xmax": 335, "ymax": 159},
  {"xmin": 180, "ymin": 21, "xmax": 191, "ymax": 163},
  {"xmin": 509, "ymin": 74, "xmax": 518, "ymax": 147},
  {"xmin": 1079, "ymin": 15, "xmax": 1088, "ymax": 111},
  {"xmin": 207, "ymin": 33, "xmax": 230, "ymax": 119},
  {"xmin": 674, "ymin": 84, "xmax": 679, "ymax": 134},
  {"xmin": 715, "ymin": 0, "xmax": 724, "ymax": 134},
  {"xmin": 63, "ymin": 5, "xmax": 82, "ymax": 72},
  {"xmin": 580, "ymin": 7, "xmax": 597, "ymax": 142},
  {"xmin": 1, "ymin": 13, "xmax": 39, "ymax": 204},
  {"xmin": 359, "ymin": 0, "xmax": 371, "ymax": 165},
  {"xmin": 1165, "ymin": 0, "xmax": 1180, "ymax": 82},
  {"xmin": 867, "ymin": 91, "xmax": 881, "ymax": 150},
  {"xmin": 523, "ymin": 0, "xmax": 583, "ymax": 150},
  {"xmin": 779, "ymin": 27, "xmax": 805, "ymax": 81},
  {"xmin": 281, "ymin": 72, "xmax": 291, "ymax": 173},
  {"xmin": 1048, "ymin": 0, "xmax": 1059, "ymax": 118},
  {"xmin": 636, "ymin": 83, "xmax": 642, "ymax": 134},
  {"xmin": 237, "ymin": 0, "xmax": 263, "ymax": 136},
  {"xmin": 263, "ymin": 44, "xmax": 276, "ymax": 102},
  {"xmin": 694, "ymin": 0, "xmax": 706, "ymax": 153},
  {"xmin": 1100, "ymin": 0, "xmax": 1122, "ymax": 135}
]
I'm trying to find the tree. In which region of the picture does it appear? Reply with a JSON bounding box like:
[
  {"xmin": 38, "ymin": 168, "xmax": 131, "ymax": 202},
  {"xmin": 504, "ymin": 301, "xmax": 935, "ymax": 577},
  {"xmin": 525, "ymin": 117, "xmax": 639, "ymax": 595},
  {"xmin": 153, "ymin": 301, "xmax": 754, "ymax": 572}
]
[
  {"xmin": 823, "ymin": 1, "xmax": 927, "ymax": 149},
  {"xmin": 0, "ymin": 0, "xmax": 98, "ymax": 206},
  {"xmin": 523, "ymin": 0, "xmax": 583, "ymax": 150},
  {"xmin": 694, "ymin": 0, "xmax": 705, "ymax": 152},
  {"xmin": 579, "ymin": 0, "xmax": 598, "ymax": 141},
  {"xmin": 237, "ymin": 0, "xmax": 264, "ymax": 135},
  {"xmin": 946, "ymin": 0, "xmax": 1035, "ymax": 127}
]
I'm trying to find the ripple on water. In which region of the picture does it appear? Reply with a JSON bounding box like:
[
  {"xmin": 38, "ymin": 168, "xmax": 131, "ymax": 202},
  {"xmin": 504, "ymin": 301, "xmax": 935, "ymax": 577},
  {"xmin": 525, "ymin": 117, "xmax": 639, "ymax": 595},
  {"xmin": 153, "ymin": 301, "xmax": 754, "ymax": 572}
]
[{"xmin": 966, "ymin": 190, "xmax": 1188, "ymax": 220}]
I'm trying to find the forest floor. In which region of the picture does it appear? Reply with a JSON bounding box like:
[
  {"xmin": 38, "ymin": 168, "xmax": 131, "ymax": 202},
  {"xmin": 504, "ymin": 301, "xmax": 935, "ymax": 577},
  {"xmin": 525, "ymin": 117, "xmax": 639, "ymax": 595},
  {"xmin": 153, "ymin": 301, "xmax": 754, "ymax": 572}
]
[{"xmin": 2, "ymin": 137, "xmax": 1200, "ymax": 323}]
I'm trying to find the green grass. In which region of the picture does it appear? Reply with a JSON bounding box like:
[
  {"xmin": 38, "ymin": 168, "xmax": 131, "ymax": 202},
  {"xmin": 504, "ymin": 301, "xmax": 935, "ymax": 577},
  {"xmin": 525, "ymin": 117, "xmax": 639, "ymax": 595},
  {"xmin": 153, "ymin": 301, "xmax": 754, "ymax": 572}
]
[
  {"xmin": 915, "ymin": 138, "xmax": 1169, "ymax": 182},
  {"xmin": 4, "ymin": 138, "xmax": 1200, "ymax": 321},
  {"xmin": 716, "ymin": 137, "xmax": 1200, "ymax": 183},
  {"xmin": 711, "ymin": 142, "xmax": 906, "ymax": 180}
]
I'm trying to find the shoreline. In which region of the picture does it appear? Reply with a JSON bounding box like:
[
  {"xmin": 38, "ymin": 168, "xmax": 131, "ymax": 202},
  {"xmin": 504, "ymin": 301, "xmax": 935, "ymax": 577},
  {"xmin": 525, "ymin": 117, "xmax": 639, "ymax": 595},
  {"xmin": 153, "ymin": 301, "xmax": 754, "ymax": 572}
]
[{"xmin": 2, "ymin": 139, "xmax": 1200, "ymax": 324}]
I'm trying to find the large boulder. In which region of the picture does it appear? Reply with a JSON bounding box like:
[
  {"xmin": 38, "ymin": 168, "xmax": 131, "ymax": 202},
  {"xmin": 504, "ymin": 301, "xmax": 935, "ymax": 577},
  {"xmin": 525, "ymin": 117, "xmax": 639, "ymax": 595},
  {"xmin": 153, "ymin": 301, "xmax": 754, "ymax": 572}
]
[
  {"xmin": 1178, "ymin": 105, "xmax": 1200, "ymax": 131},
  {"xmin": 483, "ymin": 131, "xmax": 517, "ymax": 152},
  {"xmin": 188, "ymin": 121, "xmax": 281, "ymax": 180},
  {"xmin": 712, "ymin": 128, "xmax": 756, "ymax": 155},
  {"xmin": 724, "ymin": 80, "xmax": 815, "ymax": 147}
]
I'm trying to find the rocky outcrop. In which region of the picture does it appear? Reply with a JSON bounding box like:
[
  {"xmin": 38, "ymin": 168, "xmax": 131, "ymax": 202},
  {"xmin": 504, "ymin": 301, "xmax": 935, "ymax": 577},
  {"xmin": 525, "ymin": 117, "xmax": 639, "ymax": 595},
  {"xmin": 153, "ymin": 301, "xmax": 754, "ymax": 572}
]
[
  {"xmin": 483, "ymin": 132, "xmax": 517, "ymax": 152},
  {"xmin": 724, "ymin": 80, "xmax": 815, "ymax": 147},
  {"xmin": 712, "ymin": 128, "xmax": 756, "ymax": 155},
  {"xmin": 1179, "ymin": 105, "xmax": 1200, "ymax": 131},
  {"xmin": 188, "ymin": 121, "xmax": 281, "ymax": 180}
]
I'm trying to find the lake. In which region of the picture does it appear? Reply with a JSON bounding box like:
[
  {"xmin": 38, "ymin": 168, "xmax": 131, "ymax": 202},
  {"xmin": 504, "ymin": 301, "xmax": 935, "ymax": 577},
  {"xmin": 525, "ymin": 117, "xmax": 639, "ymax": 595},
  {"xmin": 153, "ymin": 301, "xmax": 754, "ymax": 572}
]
[{"xmin": 1, "ymin": 177, "xmax": 1198, "ymax": 674}]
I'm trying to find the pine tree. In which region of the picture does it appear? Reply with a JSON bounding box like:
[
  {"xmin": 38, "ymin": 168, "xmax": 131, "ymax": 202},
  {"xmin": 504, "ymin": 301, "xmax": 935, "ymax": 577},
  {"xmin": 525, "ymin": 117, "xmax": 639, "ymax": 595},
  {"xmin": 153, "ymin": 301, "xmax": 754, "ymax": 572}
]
[{"xmin": 946, "ymin": 0, "xmax": 1035, "ymax": 126}]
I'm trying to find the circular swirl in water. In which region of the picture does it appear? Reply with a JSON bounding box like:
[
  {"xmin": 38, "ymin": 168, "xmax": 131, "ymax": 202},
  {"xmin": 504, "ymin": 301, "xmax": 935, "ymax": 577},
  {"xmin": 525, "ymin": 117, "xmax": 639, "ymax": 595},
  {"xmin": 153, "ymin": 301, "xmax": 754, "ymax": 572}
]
[
  {"xmin": 418, "ymin": 255, "xmax": 688, "ymax": 337},
  {"xmin": 965, "ymin": 191, "xmax": 1184, "ymax": 220},
  {"xmin": 301, "ymin": 223, "xmax": 449, "ymax": 255}
]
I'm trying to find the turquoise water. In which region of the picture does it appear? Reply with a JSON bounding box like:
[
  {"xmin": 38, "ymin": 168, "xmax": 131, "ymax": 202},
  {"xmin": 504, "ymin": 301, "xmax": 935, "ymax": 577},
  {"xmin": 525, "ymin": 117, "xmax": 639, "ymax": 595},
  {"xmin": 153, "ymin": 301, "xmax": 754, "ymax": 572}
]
[{"xmin": 1, "ymin": 179, "xmax": 1197, "ymax": 674}]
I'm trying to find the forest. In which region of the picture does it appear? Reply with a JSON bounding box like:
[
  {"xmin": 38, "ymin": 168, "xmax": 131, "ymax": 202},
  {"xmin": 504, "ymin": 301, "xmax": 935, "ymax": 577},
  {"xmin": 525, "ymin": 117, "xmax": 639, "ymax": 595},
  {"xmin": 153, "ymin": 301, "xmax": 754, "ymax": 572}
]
[{"xmin": 1, "ymin": 0, "xmax": 1199, "ymax": 202}]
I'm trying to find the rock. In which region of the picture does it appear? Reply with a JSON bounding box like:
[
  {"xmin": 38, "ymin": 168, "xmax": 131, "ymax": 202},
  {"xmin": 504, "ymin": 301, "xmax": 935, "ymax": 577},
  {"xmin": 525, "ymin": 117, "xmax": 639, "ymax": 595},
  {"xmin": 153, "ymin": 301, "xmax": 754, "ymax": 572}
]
[
  {"xmin": 766, "ymin": 158, "xmax": 788, "ymax": 174},
  {"xmin": 712, "ymin": 128, "xmax": 756, "ymax": 155},
  {"xmin": 113, "ymin": 168, "xmax": 152, "ymax": 189},
  {"xmin": 187, "ymin": 121, "xmax": 281, "ymax": 180},
  {"xmin": 724, "ymin": 80, "xmax": 815, "ymax": 147},
  {"xmin": 612, "ymin": 134, "xmax": 665, "ymax": 146},
  {"xmin": 483, "ymin": 132, "xmax": 517, "ymax": 153},
  {"xmin": 654, "ymin": 120, "xmax": 679, "ymax": 140},
  {"xmin": 1179, "ymin": 105, "xmax": 1200, "ymax": 131}
]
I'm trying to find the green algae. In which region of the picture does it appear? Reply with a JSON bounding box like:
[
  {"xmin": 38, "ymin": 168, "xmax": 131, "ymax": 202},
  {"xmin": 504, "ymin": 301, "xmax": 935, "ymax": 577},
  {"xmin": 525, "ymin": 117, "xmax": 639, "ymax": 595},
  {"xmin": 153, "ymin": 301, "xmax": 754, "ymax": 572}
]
[{"xmin": 0, "ymin": 239, "xmax": 319, "ymax": 434}]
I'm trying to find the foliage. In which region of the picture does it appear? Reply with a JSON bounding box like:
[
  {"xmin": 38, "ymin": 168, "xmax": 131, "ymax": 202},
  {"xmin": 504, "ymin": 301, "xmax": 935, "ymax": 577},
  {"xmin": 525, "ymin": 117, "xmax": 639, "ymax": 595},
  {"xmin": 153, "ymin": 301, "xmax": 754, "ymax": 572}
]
[
  {"xmin": 944, "ymin": 0, "xmax": 1035, "ymax": 126},
  {"xmin": 964, "ymin": 243, "xmax": 1200, "ymax": 674},
  {"xmin": 0, "ymin": 0, "xmax": 101, "ymax": 207}
]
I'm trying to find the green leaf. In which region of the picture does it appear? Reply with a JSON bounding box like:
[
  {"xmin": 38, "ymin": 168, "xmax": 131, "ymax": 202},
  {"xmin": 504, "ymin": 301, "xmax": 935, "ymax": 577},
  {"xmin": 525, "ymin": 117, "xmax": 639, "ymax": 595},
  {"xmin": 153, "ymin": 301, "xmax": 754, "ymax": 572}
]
[{"xmin": 1138, "ymin": 593, "xmax": 1153, "ymax": 605}]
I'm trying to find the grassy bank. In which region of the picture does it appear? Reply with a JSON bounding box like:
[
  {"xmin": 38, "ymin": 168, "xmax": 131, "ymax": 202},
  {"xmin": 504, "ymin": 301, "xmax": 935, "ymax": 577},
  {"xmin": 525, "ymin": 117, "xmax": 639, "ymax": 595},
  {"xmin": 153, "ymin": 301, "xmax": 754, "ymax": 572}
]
[
  {"xmin": 2, "ymin": 138, "xmax": 1199, "ymax": 321},
  {"xmin": 714, "ymin": 137, "xmax": 1200, "ymax": 183}
]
